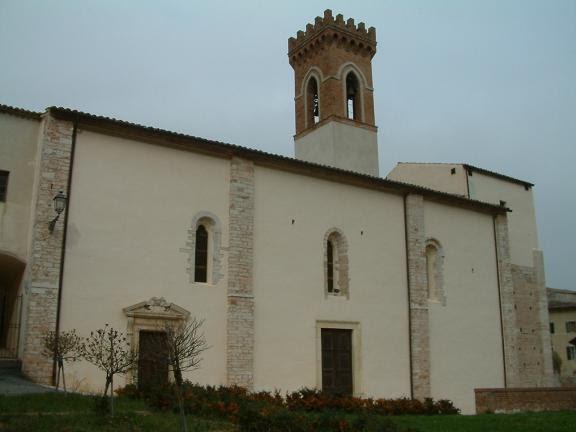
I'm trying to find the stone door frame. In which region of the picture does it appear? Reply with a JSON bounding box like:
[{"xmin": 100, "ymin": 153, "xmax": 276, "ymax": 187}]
[{"xmin": 123, "ymin": 297, "xmax": 190, "ymax": 384}]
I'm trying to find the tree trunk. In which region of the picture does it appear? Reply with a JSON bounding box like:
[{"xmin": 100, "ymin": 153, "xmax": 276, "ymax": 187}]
[
  {"xmin": 110, "ymin": 374, "xmax": 115, "ymax": 417},
  {"xmin": 174, "ymin": 378, "xmax": 188, "ymax": 432},
  {"xmin": 61, "ymin": 360, "xmax": 67, "ymax": 395}
]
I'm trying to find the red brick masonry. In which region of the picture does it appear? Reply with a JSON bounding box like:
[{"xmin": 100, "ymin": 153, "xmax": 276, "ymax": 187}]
[{"xmin": 475, "ymin": 387, "xmax": 576, "ymax": 413}]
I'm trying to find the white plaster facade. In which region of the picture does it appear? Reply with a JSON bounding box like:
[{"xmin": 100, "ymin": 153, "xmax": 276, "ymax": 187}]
[{"xmin": 294, "ymin": 116, "xmax": 379, "ymax": 177}]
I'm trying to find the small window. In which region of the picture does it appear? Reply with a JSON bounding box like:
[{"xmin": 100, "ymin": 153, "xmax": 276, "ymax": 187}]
[
  {"xmin": 327, "ymin": 239, "xmax": 336, "ymax": 293},
  {"xmin": 550, "ymin": 322, "xmax": 555, "ymax": 334},
  {"xmin": 307, "ymin": 76, "xmax": 320, "ymax": 126},
  {"xmin": 324, "ymin": 229, "xmax": 349, "ymax": 297},
  {"xmin": 194, "ymin": 224, "xmax": 208, "ymax": 282},
  {"xmin": 0, "ymin": 171, "xmax": 8, "ymax": 202},
  {"xmin": 425, "ymin": 239, "xmax": 446, "ymax": 305},
  {"xmin": 567, "ymin": 346, "xmax": 576, "ymax": 361},
  {"xmin": 566, "ymin": 321, "xmax": 576, "ymax": 333},
  {"xmin": 182, "ymin": 212, "xmax": 223, "ymax": 285},
  {"xmin": 345, "ymin": 72, "xmax": 360, "ymax": 120}
]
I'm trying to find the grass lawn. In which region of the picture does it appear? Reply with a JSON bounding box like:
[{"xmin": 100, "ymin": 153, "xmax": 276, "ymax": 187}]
[
  {"xmin": 0, "ymin": 393, "xmax": 232, "ymax": 432},
  {"xmin": 391, "ymin": 411, "xmax": 576, "ymax": 432},
  {"xmin": 1, "ymin": 393, "xmax": 575, "ymax": 432}
]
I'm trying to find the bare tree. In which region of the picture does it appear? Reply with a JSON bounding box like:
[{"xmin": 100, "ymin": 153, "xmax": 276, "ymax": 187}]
[
  {"xmin": 164, "ymin": 318, "xmax": 209, "ymax": 386},
  {"xmin": 83, "ymin": 324, "xmax": 137, "ymax": 417},
  {"xmin": 161, "ymin": 318, "xmax": 209, "ymax": 432},
  {"xmin": 41, "ymin": 329, "xmax": 83, "ymax": 394}
]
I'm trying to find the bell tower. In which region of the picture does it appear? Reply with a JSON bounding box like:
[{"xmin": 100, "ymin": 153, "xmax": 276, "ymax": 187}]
[{"xmin": 289, "ymin": 9, "xmax": 379, "ymax": 176}]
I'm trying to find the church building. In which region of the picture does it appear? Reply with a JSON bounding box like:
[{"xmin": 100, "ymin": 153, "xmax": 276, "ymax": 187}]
[{"xmin": 0, "ymin": 10, "xmax": 552, "ymax": 413}]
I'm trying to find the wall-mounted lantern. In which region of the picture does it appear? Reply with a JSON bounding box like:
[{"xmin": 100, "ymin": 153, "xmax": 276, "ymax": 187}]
[{"xmin": 48, "ymin": 191, "xmax": 67, "ymax": 233}]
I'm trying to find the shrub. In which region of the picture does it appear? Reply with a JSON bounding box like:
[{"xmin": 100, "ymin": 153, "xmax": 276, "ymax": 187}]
[
  {"xmin": 238, "ymin": 406, "xmax": 402, "ymax": 432},
  {"xmin": 116, "ymin": 382, "xmax": 460, "ymax": 422}
]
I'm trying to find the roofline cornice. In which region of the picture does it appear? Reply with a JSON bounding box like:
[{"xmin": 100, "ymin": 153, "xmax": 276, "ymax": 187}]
[
  {"xmin": 48, "ymin": 106, "xmax": 509, "ymax": 216},
  {"xmin": 0, "ymin": 103, "xmax": 42, "ymax": 120}
]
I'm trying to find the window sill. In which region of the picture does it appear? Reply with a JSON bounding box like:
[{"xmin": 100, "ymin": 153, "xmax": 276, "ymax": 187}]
[{"xmin": 325, "ymin": 293, "xmax": 349, "ymax": 300}]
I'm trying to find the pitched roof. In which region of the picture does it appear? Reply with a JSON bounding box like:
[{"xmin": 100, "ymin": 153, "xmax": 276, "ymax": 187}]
[
  {"xmin": 462, "ymin": 164, "xmax": 533, "ymax": 188},
  {"xmin": 0, "ymin": 103, "xmax": 42, "ymax": 120},
  {"xmin": 395, "ymin": 161, "xmax": 533, "ymax": 188},
  {"xmin": 2, "ymin": 103, "xmax": 509, "ymax": 215}
]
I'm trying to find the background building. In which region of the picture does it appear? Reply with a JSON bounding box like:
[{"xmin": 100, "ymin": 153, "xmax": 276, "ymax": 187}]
[{"xmin": 548, "ymin": 288, "xmax": 576, "ymax": 384}]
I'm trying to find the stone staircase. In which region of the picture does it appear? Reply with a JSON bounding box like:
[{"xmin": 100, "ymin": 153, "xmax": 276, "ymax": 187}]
[{"xmin": 0, "ymin": 358, "xmax": 21, "ymax": 375}]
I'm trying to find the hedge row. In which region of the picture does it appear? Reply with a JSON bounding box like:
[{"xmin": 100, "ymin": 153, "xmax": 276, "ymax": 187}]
[{"xmin": 118, "ymin": 383, "xmax": 459, "ymax": 417}]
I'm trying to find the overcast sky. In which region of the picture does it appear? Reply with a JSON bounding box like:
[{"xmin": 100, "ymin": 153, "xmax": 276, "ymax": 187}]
[{"xmin": 1, "ymin": 0, "xmax": 574, "ymax": 289}]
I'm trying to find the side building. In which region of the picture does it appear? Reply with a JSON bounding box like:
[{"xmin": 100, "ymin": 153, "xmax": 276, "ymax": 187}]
[
  {"xmin": 388, "ymin": 162, "xmax": 554, "ymax": 387},
  {"xmin": 547, "ymin": 288, "xmax": 576, "ymax": 384}
]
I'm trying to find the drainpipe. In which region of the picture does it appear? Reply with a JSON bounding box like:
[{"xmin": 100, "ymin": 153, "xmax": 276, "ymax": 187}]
[
  {"xmin": 492, "ymin": 215, "xmax": 508, "ymax": 388},
  {"xmin": 403, "ymin": 194, "xmax": 414, "ymax": 398},
  {"xmin": 52, "ymin": 116, "xmax": 78, "ymax": 385}
]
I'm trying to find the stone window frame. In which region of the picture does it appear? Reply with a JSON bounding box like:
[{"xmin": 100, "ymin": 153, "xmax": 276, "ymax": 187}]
[
  {"xmin": 323, "ymin": 228, "xmax": 349, "ymax": 299},
  {"xmin": 566, "ymin": 321, "xmax": 576, "ymax": 333},
  {"xmin": 425, "ymin": 238, "xmax": 446, "ymax": 306},
  {"xmin": 180, "ymin": 211, "xmax": 223, "ymax": 285},
  {"xmin": 315, "ymin": 320, "xmax": 361, "ymax": 396},
  {"xmin": 338, "ymin": 63, "xmax": 367, "ymax": 123}
]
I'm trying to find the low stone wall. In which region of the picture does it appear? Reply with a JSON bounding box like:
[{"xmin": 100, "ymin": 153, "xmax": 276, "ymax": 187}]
[{"xmin": 475, "ymin": 387, "xmax": 576, "ymax": 413}]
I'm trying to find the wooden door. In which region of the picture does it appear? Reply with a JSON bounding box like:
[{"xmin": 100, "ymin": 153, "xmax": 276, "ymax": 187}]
[
  {"xmin": 138, "ymin": 331, "xmax": 168, "ymax": 389},
  {"xmin": 321, "ymin": 328, "xmax": 353, "ymax": 395}
]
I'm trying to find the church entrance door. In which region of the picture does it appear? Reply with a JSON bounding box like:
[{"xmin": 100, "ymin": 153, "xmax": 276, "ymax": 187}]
[
  {"xmin": 321, "ymin": 328, "xmax": 353, "ymax": 395},
  {"xmin": 138, "ymin": 331, "xmax": 168, "ymax": 389}
]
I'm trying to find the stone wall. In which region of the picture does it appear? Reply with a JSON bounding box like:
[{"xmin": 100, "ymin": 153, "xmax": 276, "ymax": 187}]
[
  {"xmin": 22, "ymin": 114, "xmax": 74, "ymax": 383},
  {"xmin": 493, "ymin": 214, "xmax": 520, "ymax": 387},
  {"xmin": 511, "ymin": 251, "xmax": 554, "ymax": 386},
  {"xmin": 226, "ymin": 157, "xmax": 255, "ymax": 389},
  {"xmin": 475, "ymin": 387, "xmax": 576, "ymax": 413},
  {"xmin": 404, "ymin": 194, "xmax": 430, "ymax": 400}
]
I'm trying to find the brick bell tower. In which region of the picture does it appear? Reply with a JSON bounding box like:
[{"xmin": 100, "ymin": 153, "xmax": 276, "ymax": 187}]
[{"xmin": 289, "ymin": 9, "xmax": 379, "ymax": 176}]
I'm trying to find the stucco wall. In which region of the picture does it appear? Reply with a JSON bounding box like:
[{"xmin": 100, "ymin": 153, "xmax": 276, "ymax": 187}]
[
  {"xmin": 387, "ymin": 163, "xmax": 468, "ymax": 197},
  {"xmin": 468, "ymin": 173, "xmax": 538, "ymax": 268},
  {"xmin": 424, "ymin": 200, "xmax": 505, "ymax": 413},
  {"xmin": 252, "ymin": 166, "xmax": 410, "ymax": 398},
  {"xmin": 59, "ymin": 130, "xmax": 231, "ymax": 392},
  {"xmin": 294, "ymin": 121, "xmax": 379, "ymax": 176},
  {"xmin": 0, "ymin": 113, "xmax": 40, "ymax": 260}
]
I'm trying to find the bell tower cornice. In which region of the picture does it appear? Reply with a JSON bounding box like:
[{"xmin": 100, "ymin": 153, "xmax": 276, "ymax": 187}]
[{"xmin": 288, "ymin": 9, "xmax": 377, "ymax": 67}]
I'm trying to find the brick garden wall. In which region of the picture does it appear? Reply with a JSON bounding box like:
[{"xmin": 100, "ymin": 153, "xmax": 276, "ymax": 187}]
[{"xmin": 475, "ymin": 387, "xmax": 576, "ymax": 413}]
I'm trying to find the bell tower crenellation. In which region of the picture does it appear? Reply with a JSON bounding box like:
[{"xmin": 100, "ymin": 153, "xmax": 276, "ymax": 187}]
[{"xmin": 288, "ymin": 9, "xmax": 380, "ymax": 176}]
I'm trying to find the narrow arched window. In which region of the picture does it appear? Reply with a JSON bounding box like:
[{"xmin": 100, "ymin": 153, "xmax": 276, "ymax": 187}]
[
  {"xmin": 327, "ymin": 239, "xmax": 335, "ymax": 293},
  {"xmin": 425, "ymin": 239, "xmax": 446, "ymax": 305},
  {"xmin": 194, "ymin": 224, "xmax": 208, "ymax": 282},
  {"xmin": 425, "ymin": 244, "xmax": 437, "ymax": 300},
  {"xmin": 346, "ymin": 72, "xmax": 360, "ymax": 120},
  {"xmin": 307, "ymin": 76, "xmax": 320, "ymax": 126},
  {"xmin": 324, "ymin": 229, "xmax": 349, "ymax": 298}
]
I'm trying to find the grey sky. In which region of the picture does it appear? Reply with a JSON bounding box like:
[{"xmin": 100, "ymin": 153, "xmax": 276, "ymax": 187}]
[{"xmin": 1, "ymin": 0, "xmax": 574, "ymax": 289}]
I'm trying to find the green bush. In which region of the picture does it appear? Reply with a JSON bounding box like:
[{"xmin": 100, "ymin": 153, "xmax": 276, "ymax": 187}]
[
  {"xmin": 238, "ymin": 405, "xmax": 402, "ymax": 432},
  {"xmin": 117, "ymin": 382, "xmax": 458, "ymax": 430}
]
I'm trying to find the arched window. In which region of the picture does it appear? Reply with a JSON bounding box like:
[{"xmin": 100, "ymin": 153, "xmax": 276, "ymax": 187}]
[
  {"xmin": 345, "ymin": 72, "xmax": 360, "ymax": 121},
  {"xmin": 181, "ymin": 212, "xmax": 223, "ymax": 285},
  {"xmin": 194, "ymin": 224, "xmax": 209, "ymax": 282},
  {"xmin": 425, "ymin": 239, "xmax": 446, "ymax": 305},
  {"xmin": 324, "ymin": 229, "xmax": 349, "ymax": 298},
  {"xmin": 326, "ymin": 239, "xmax": 336, "ymax": 293},
  {"xmin": 307, "ymin": 76, "xmax": 320, "ymax": 126}
]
